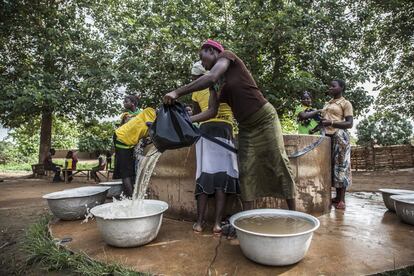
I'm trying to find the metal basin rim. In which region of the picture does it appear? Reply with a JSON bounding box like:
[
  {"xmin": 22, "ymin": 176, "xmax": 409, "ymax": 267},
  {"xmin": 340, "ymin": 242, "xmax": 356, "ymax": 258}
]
[
  {"xmin": 90, "ymin": 200, "xmax": 169, "ymax": 220},
  {"xmin": 42, "ymin": 186, "xmax": 110, "ymax": 200},
  {"xmin": 390, "ymin": 194, "xmax": 414, "ymax": 205},
  {"xmin": 229, "ymin": 209, "xmax": 320, "ymax": 238},
  {"xmin": 378, "ymin": 189, "xmax": 414, "ymax": 195}
]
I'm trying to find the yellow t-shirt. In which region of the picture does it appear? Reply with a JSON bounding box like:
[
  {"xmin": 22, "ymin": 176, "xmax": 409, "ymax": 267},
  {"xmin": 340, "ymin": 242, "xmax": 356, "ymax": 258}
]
[
  {"xmin": 65, "ymin": 159, "xmax": 73, "ymax": 170},
  {"xmin": 191, "ymin": 88, "xmax": 234, "ymax": 127},
  {"xmin": 322, "ymin": 97, "xmax": 353, "ymax": 135},
  {"xmin": 115, "ymin": 107, "xmax": 156, "ymax": 146}
]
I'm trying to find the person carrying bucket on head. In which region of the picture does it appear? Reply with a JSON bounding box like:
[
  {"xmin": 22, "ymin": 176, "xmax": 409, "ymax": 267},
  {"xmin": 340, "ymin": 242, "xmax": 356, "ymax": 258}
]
[
  {"xmin": 189, "ymin": 60, "xmax": 240, "ymax": 235},
  {"xmin": 163, "ymin": 39, "xmax": 296, "ymax": 211}
]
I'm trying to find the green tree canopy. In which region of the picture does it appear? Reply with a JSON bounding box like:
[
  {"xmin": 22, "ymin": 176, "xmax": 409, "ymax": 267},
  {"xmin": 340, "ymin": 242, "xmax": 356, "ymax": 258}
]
[
  {"xmin": 6, "ymin": 0, "xmax": 406, "ymax": 162},
  {"xmin": 78, "ymin": 121, "xmax": 115, "ymax": 155},
  {"xmin": 356, "ymin": 112, "xmax": 413, "ymax": 146},
  {"xmin": 97, "ymin": 0, "xmax": 373, "ymax": 114},
  {"xmin": 0, "ymin": 0, "xmax": 119, "ymax": 162},
  {"xmin": 4, "ymin": 116, "xmax": 80, "ymax": 163},
  {"xmin": 353, "ymin": 1, "xmax": 414, "ymax": 117}
]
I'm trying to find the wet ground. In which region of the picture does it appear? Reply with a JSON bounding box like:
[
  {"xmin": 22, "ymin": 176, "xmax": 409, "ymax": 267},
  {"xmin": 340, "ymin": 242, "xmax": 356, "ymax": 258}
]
[
  {"xmin": 1, "ymin": 170, "xmax": 414, "ymax": 275},
  {"xmin": 50, "ymin": 193, "xmax": 414, "ymax": 275}
]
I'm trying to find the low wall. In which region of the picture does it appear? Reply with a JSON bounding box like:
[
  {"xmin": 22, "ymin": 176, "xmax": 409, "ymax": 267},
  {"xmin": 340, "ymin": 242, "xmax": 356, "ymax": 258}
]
[
  {"xmin": 54, "ymin": 149, "xmax": 95, "ymax": 159},
  {"xmin": 351, "ymin": 144, "xmax": 414, "ymax": 171},
  {"xmin": 147, "ymin": 134, "xmax": 331, "ymax": 221}
]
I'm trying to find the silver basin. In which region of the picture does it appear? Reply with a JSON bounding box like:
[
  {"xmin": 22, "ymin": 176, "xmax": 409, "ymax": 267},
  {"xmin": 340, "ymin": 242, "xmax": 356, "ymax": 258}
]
[
  {"xmin": 391, "ymin": 194, "xmax": 414, "ymax": 226},
  {"xmin": 230, "ymin": 209, "xmax": 320, "ymax": 266},
  {"xmin": 43, "ymin": 186, "xmax": 109, "ymax": 220},
  {"xmin": 99, "ymin": 181, "xmax": 123, "ymax": 198},
  {"xmin": 90, "ymin": 199, "xmax": 168, "ymax": 247},
  {"xmin": 379, "ymin": 189, "xmax": 414, "ymax": 212}
]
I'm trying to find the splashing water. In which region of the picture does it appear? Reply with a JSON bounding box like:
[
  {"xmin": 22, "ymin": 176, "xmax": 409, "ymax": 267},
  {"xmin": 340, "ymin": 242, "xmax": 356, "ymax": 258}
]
[
  {"xmin": 101, "ymin": 144, "xmax": 162, "ymax": 219},
  {"xmin": 85, "ymin": 143, "xmax": 163, "ymax": 220},
  {"xmin": 132, "ymin": 146, "xmax": 162, "ymax": 201}
]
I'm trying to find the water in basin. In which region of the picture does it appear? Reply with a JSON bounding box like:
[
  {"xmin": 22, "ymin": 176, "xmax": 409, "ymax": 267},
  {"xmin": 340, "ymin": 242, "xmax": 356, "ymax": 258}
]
[
  {"xmin": 95, "ymin": 146, "xmax": 163, "ymax": 220},
  {"xmin": 92, "ymin": 199, "xmax": 167, "ymax": 219},
  {"xmin": 234, "ymin": 215, "xmax": 314, "ymax": 235}
]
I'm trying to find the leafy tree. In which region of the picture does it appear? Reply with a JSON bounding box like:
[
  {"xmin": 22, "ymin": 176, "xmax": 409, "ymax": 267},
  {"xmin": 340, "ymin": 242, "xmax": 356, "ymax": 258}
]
[
  {"xmin": 352, "ymin": 1, "xmax": 414, "ymax": 117},
  {"xmin": 5, "ymin": 116, "xmax": 80, "ymax": 163},
  {"xmin": 93, "ymin": 0, "xmax": 229, "ymax": 106},
  {"xmin": 229, "ymin": 0, "xmax": 373, "ymax": 115},
  {"xmin": 99, "ymin": 0, "xmax": 373, "ymax": 113},
  {"xmin": 78, "ymin": 121, "xmax": 115, "ymax": 155},
  {"xmin": 1, "ymin": 0, "xmax": 381, "ymax": 163},
  {"xmin": 0, "ymin": 140, "xmax": 16, "ymax": 163},
  {"xmin": 0, "ymin": 1, "xmax": 119, "ymax": 163},
  {"xmin": 356, "ymin": 112, "xmax": 413, "ymax": 146}
]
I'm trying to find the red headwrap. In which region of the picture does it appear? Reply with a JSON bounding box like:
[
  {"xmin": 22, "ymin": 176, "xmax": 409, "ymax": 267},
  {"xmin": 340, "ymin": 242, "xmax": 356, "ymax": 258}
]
[{"xmin": 201, "ymin": 39, "xmax": 224, "ymax": 53}]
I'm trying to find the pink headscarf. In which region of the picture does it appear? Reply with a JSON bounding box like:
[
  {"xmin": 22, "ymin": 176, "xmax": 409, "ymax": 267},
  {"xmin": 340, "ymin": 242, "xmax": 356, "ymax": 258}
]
[{"xmin": 201, "ymin": 39, "xmax": 224, "ymax": 53}]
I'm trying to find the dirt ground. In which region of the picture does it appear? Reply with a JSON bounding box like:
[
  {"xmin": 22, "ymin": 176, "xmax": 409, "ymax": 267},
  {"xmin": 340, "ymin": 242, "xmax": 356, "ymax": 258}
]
[
  {"xmin": 350, "ymin": 168, "xmax": 414, "ymax": 192},
  {"xmin": 0, "ymin": 168, "xmax": 413, "ymax": 275},
  {"xmin": 0, "ymin": 172, "xmax": 85, "ymax": 275}
]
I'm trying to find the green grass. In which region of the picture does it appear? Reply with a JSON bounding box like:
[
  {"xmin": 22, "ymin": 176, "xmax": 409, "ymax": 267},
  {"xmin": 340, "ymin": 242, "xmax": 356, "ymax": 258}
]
[
  {"xmin": 0, "ymin": 162, "xmax": 33, "ymax": 171},
  {"xmin": 377, "ymin": 267, "xmax": 414, "ymax": 276},
  {"xmin": 0, "ymin": 159, "xmax": 97, "ymax": 172},
  {"xmin": 25, "ymin": 215, "xmax": 147, "ymax": 275}
]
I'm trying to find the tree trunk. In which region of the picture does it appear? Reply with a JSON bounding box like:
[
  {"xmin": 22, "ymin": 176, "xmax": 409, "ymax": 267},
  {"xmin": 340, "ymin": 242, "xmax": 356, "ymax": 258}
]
[{"xmin": 38, "ymin": 111, "xmax": 53, "ymax": 164}]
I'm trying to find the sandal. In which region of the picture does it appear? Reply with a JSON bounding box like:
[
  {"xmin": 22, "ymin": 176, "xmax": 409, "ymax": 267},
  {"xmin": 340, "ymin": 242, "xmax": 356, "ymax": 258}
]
[{"xmin": 334, "ymin": 201, "xmax": 346, "ymax": 209}]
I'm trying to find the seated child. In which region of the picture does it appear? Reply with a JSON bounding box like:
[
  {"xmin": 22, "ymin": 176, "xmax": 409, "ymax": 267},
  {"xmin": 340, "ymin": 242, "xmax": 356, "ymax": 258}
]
[
  {"xmin": 91, "ymin": 153, "xmax": 108, "ymax": 183},
  {"xmin": 64, "ymin": 150, "xmax": 77, "ymax": 182},
  {"xmin": 44, "ymin": 148, "xmax": 62, "ymax": 182}
]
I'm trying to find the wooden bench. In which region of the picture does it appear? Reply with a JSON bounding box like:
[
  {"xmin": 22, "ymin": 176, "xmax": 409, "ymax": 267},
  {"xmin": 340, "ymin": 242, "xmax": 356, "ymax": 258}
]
[
  {"xmin": 62, "ymin": 169, "xmax": 112, "ymax": 183},
  {"xmin": 31, "ymin": 164, "xmax": 54, "ymax": 177},
  {"xmin": 62, "ymin": 169, "xmax": 92, "ymax": 183}
]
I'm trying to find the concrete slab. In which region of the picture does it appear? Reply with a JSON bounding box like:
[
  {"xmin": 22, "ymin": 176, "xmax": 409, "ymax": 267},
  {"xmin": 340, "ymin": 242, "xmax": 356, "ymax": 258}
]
[{"xmin": 50, "ymin": 193, "xmax": 414, "ymax": 275}]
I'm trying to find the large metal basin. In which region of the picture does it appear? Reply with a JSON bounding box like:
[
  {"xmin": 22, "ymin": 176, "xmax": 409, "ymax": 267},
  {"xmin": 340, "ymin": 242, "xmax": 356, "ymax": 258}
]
[
  {"xmin": 90, "ymin": 199, "xmax": 168, "ymax": 247},
  {"xmin": 230, "ymin": 209, "xmax": 320, "ymax": 266},
  {"xmin": 99, "ymin": 181, "xmax": 123, "ymax": 198},
  {"xmin": 379, "ymin": 189, "xmax": 414, "ymax": 212},
  {"xmin": 43, "ymin": 186, "xmax": 109, "ymax": 220},
  {"xmin": 391, "ymin": 194, "xmax": 414, "ymax": 226}
]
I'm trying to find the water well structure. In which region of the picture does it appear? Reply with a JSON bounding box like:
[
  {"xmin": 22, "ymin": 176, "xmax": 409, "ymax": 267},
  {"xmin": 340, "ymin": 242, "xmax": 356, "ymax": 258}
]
[{"xmin": 146, "ymin": 134, "xmax": 332, "ymax": 220}]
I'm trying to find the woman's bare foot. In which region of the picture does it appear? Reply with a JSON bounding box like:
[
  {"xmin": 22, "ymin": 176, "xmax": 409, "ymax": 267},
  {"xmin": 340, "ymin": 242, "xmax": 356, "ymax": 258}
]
[
  {"xmin": 332, "ymin": 198, "xmax": 340, "ymax": 204},
  {"xmin": 193, "ymin": 222, "xmax": 204, "ymax": 233},
  {"xmin": 335, "ymin": 201, "xmax": 346, "ymax": 209},
  {"xmin": 213, "ymin": 223, "xmax": 222, "ymax": 236}
]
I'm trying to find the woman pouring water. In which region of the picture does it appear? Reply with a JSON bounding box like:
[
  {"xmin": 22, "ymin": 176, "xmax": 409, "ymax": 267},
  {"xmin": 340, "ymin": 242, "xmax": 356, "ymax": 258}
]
[{"xmin": 163, "ymin": 39, "xmax": 296, "ymax": 210}]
